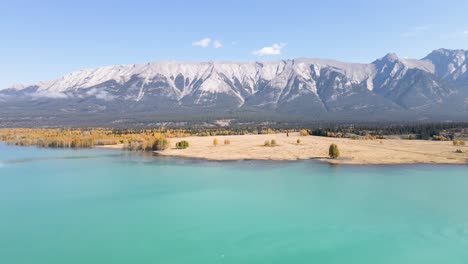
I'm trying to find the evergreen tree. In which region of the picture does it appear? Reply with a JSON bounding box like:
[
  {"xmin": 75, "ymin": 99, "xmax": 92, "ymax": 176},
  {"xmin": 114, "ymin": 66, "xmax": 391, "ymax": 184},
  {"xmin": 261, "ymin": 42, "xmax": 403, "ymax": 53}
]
[{"xmin": 329, "ymin": 144, "xmax": 340, "ymax": 159}]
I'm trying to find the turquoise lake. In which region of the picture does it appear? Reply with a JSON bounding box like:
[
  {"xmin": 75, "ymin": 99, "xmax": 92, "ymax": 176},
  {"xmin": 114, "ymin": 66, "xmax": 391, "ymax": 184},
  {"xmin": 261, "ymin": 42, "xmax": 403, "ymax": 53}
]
[{"xmin": 0, "ymin": 143, "xmax": 467, "ymax": 264}]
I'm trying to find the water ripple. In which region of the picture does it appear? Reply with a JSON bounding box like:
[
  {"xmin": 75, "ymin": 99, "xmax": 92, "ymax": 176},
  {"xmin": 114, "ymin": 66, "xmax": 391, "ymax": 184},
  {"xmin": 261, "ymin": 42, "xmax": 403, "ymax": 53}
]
[
  {"xmin": 416, "ymin": 224, "xmax": 468, "ymax": 243},
  {"xmin": 2, "ymin": 153, "xmax": 125, "ymax": 165}
]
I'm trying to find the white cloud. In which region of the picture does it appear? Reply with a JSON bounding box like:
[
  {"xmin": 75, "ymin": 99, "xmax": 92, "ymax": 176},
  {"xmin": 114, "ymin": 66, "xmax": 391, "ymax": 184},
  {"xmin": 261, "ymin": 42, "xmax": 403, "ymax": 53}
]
[
  {"xmin": 32, "ymin": 91, "xmax": 68, "ymax": 99},
  {"xmin": 442, "ymin": 30, "xmax": 468, "ymax": 39},
  {"xmin": 86, "ymin": 88, "xmax": 115, "ymax": 101},
  {"xmin": 253, "ymin": 43, "xmax": 286, "ymax": 56},
  {"xmin": 402, "ymin": 24, "xmax": 432, "ymax": 37},
  {"xmin": 213, "ymin": 40, "xmax": 223, "ymax": 48},
  {"xmin": 192, "ymin": 38, "xmax": 211, "ymax": 47},
  {"xmin": 414, "ymin": 25, "xmax": 432, "ymax": 31}
]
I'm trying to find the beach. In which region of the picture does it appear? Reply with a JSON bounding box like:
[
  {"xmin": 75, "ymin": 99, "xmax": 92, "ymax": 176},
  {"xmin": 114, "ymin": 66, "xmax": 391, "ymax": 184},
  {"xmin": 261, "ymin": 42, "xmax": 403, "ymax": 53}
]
[{"xmin": 98, "ymin": 133, "xmax": 468, "ymax": 164}]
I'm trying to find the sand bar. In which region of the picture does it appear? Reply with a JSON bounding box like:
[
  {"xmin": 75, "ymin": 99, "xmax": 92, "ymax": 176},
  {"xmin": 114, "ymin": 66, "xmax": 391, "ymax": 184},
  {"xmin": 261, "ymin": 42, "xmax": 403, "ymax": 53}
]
[{"xmin": 96, "ymin": 133, "xmax": 468, "ymax": 165}]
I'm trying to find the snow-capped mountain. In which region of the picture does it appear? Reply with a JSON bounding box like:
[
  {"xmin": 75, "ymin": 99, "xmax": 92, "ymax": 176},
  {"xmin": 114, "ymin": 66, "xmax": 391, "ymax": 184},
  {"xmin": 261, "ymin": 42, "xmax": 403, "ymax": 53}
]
[
  {"xmin": 423, "ymin": 49, "xmax": 468, "ymax": 82},
  {"xmin": 1, "ymin": 49, "xmax": 467, "ymax": 125}
]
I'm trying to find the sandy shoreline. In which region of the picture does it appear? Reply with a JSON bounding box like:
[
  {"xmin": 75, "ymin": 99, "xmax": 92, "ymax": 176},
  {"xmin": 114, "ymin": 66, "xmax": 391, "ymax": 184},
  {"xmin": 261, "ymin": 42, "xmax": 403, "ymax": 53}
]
[
  {"xmin": 94, "ymin": 144, "xmax": 124, "ymax": 149},
  {"xmin": 96, "ymin": 133, "xmax": 468, "ymax": 165}
]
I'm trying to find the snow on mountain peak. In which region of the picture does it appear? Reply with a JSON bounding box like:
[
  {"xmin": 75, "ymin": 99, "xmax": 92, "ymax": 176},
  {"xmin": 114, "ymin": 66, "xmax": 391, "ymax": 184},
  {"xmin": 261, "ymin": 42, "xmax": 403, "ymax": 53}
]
[{"xmin": 3, "ymin": 49, "xmax": 466, "ymax": 107}]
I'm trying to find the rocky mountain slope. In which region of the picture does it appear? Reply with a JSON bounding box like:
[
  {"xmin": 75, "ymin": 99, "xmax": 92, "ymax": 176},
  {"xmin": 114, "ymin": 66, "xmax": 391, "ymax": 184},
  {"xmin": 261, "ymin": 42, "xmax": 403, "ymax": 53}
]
[{"xmin": 1, "ymin": 49, "xmax": 467, "ymax": 125}]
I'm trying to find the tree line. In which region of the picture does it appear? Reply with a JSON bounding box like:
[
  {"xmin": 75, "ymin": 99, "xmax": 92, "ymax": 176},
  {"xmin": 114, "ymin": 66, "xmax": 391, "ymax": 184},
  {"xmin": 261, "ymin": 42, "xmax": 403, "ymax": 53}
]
[{"xmin": 309, "ymin": 122, "xmax": 468, "ymax": 140}]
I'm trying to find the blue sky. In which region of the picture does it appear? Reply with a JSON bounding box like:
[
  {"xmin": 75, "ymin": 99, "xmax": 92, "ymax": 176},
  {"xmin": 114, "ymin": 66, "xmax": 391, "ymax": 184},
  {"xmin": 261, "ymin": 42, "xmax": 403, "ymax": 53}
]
[{"xmin": 1, "ymin": 0, "xmax": 468, "ymax": 88}]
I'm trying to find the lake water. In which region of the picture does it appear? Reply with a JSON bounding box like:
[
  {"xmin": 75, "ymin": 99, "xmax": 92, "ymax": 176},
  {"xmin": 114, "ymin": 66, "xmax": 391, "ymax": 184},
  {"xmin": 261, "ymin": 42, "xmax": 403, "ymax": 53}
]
[{"xmin": 0, "ymin": 143, "xmax": 467, "ymax": 264}]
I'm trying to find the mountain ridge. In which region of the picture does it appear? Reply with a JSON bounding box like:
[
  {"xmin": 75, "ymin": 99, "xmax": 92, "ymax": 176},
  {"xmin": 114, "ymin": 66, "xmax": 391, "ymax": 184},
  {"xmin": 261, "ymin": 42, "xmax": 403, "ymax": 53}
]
[{"xmin": 1, "ymin": 49, "xmax": 467, "ymax": 125}]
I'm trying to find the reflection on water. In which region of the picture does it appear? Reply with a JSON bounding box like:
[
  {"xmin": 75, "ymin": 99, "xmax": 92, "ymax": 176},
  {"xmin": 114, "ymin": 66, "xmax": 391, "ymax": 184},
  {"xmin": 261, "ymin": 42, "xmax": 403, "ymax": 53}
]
[{"xmin": 3, "ymin": 153, "xmax": 125, "ymax": 164}]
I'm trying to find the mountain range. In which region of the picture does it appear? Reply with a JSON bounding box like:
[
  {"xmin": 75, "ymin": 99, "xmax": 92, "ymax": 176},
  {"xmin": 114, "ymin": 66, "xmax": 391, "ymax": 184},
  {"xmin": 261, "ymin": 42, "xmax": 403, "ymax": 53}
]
[{"xmin": 1, "ymin": 48, "xmax": 467, "ymax": 126}]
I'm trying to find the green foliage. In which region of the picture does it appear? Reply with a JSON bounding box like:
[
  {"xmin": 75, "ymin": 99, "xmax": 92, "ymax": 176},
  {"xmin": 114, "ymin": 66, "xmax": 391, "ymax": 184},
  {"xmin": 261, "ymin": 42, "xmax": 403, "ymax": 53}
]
[
  {"xmin": 299, "ymin": 129, "xmax": 309, "ymax": 136},
  {"xmin": 152, "ymin": 138, "xmax": 169, "ymax": 151},
  {"xmin": 271, "ymin": 139, "xmax": 277, "ymax": 146},
  {"xmin": 328, "ymin": 144, "xmax": 340, "ymax": 159},
  {"xmin": 309, "ymin": 123, "xmax": 468, "ymax": 140},
  {"xmin": 264, "ymin": 140, "xmax": 270, "ymax": 146},
  {"xmin": 176, "ymin": 140, "xmax": 189, "ymax": 149}
]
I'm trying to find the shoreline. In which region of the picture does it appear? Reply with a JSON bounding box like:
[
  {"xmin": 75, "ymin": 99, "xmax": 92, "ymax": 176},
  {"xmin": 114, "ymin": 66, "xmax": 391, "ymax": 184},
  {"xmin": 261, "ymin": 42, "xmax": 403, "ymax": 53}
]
[
  {"xmin": 94, "ymin": 144, "xmax": 124, "ymax": 150},
  {"xmin": 96, "ymin": 133, "xmax": 468, "ymax": 165},
  {"xmin": 153, "ymin": 152, "xmax": 468, "ymax": 166},
  {"xmin": 152, "ymin": 152, "xmax": 468, "ymax": 166}
]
